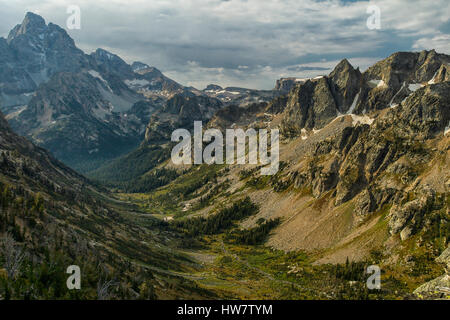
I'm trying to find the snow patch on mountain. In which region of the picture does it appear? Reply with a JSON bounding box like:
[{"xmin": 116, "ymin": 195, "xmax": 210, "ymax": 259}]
[
  {"xmin": 131, "ymin": 62, "xmax": 150, "ymax": 72},
  {"xmin": 389, "ymin": 82, "xmax": 407, "ymax": 107},
  {"xmin": 347, "ymin": 91, "xmax": 360, "ymax": 114},
  {"xmin": 88, "ymin": 70, "xmax": 106, "ymax": 82},
  {"xmin": 124, "ymin": 79, "xmax": 150, "ymax": 88},
  {"xmin": 88, "ymin": 70, "xmax": 113, "ymax": 92},
  {"xmin": 408, "ymin": 83, "xmax": 423, "ymax": 92},
  {"xmin": 428, "ymin": 71, "xmax": 439, "ymax": 84},
  {"xmin": 369, "ymin": 79, "xmax": 386, "ymax": 88},
  {"xmin": 351, "ymin": 114, "xmax": 374, "ymax": 126}
]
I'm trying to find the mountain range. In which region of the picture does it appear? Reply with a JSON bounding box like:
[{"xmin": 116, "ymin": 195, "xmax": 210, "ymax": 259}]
[
  {"xmin": 0, "ymin": 12, "xmax": 449, "ymax": 300},
  {"xmin": 1, "ymin": 13, "xmax": 277, "ymax": 172},
  {"xmin": 88, "ymin": 49, "xmax": 449, "ymax": 299}
]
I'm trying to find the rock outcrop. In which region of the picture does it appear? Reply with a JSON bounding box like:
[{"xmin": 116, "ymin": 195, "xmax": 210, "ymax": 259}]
[
  {"xmin": 328, "ymin": 59, "xmax": 362, "ymax": 113},
  {"xmin": 278, "ymin": 51, "xmax": 450, "ymax": 137},
  {"xmin": 414, "ymin": 247, "xmax": 450, "ymax": 298},
  {"xmin": 275, "ymin": 77, "xmax": 307, "ymax": 94},
  {"xmin": 144, "ymin": 94, "xmax": 223, "ymax": 143},
  {"xmin": 280, "ymin": 81, "xmax": 449, "ymax": 242}
]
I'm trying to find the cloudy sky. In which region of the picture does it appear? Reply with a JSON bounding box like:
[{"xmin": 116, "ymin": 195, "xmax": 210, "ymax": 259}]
[{"xmin": 1, "ymin": 0, "xmax": 449, "ymax": 89}]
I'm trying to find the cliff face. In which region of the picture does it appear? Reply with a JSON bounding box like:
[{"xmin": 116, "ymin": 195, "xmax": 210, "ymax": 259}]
[
  {"xmin": 278, "ymin": 50, "xmax": 450, "ymax": 136},
  {"xmin": 281, "ymin": 77, "xmax": 338, "ymax": 135},
  {"xmin": 328, "ymin": 59, "xmax": 362, "ymax": 113},
  {"xmin": 274, "ymin": 82, "xmax": 449, "ymax": 225}
]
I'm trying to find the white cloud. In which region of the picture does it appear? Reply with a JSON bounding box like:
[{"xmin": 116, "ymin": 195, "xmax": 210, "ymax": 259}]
[{"xmin": 413, "ymin": 34, "xmax": 450, "ymax": 54}]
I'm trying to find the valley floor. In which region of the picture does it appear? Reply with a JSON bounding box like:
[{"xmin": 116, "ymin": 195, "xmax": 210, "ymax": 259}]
[{"xmin": 115, "ymin": 188, "xmax": 446, "ymax": 300}]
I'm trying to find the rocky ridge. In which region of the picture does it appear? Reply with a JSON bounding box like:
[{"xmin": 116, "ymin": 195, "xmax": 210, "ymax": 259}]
[{"xmin": 3, "ymin": 13, "xmax": 280, "ymax": 171}]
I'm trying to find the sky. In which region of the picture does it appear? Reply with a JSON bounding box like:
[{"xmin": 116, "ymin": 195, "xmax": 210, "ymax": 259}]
[{"xmin": 0, "ymin": 0, "xmax": 449, "ymax": 90}]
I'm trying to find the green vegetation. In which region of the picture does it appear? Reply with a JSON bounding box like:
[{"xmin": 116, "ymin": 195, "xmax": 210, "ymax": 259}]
[
  {"xmin": 0, "ymin": 182, "xmax": 212, "ymax": 300},
  {"xmin": 240, "ymin": 162, "xmax": 290, "ymax": 192},
  {"xmin": 194, "ymin": 180, "xmax": 231, "ymax": 210},
  {"xmin": 122, "ymin": 164, "xmax": 225, "ymax": 216},
  {"xmin": 225, "ymin": 218, "xmax": 281, "ymax": 245},
  {"xmin": 173, "ymin": 197, "xmax": 258, "ymax": 236},
  {"xmin": 122, "ymin": 168, "xmax": 179, "ymax": 193},
  {"xmin": 88, "ymin": 145, "xmax": 173, "ymax": 191}
]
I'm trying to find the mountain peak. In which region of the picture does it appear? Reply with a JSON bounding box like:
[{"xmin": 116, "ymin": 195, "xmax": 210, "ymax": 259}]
[
  {"xmin": 329, "ymin": 58, "xmax": 359, "ymax": 81},
  {"xmin": 24, "ymin": 11, "xmax": 46, "ymax": 25},
  {"xmin": 8, "ymin": 12, "xmax": 46, "ymax": 41},
  {"xmin": 330, "ymin": 58, "xmax": 354, "ymax": 74},
  {"xmin": 327, "ymin": 58, "xmax": 362, "ymax": 113}
]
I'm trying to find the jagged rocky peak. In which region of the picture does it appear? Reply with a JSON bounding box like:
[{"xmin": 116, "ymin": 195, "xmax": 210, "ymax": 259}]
[
  {"xmin": 92, "ymin": 48, "xmax": 127, "ymax": 65},
  {"xmin": 329, "ymin": 59, "xmax": 356, "ymax": 77},
  {"xmin": 431, "ymin": 63, "xmax": 450, "ymax": 83},
  {"xmin": 280, "ymin": 77, "xmax": 338, "ymax": 136},
  {"xmin": 365, "ymin": 51, "xmax": 419, "ymax": 84},
  {"xmin": 328, "ymin": 58, "xmax": 362, "ymax": 113},
  {"xmin": 7, "ymin": 12, "xmax": 46, "ymax": 41},
  {"xmin": 365, "ymin": 50, "xmax": 449, "ymax": 87},
  {"xmin": 6, "ymin": 12, "xmax": 80, "ymax": 58},
  {"xmin": 0, "ymin": 12, "xmax": 89, "ymax": 111},
  {"xmin": 354, "ymin": 50, "xmax": 450, "ymax": 112},
  {"xmin": 7, "ymin": 12, "xmax": 76, "ymax": 48},
  {"xmin": 279, "ymin": 50, "xmax": 450, "ymax": 138}
]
